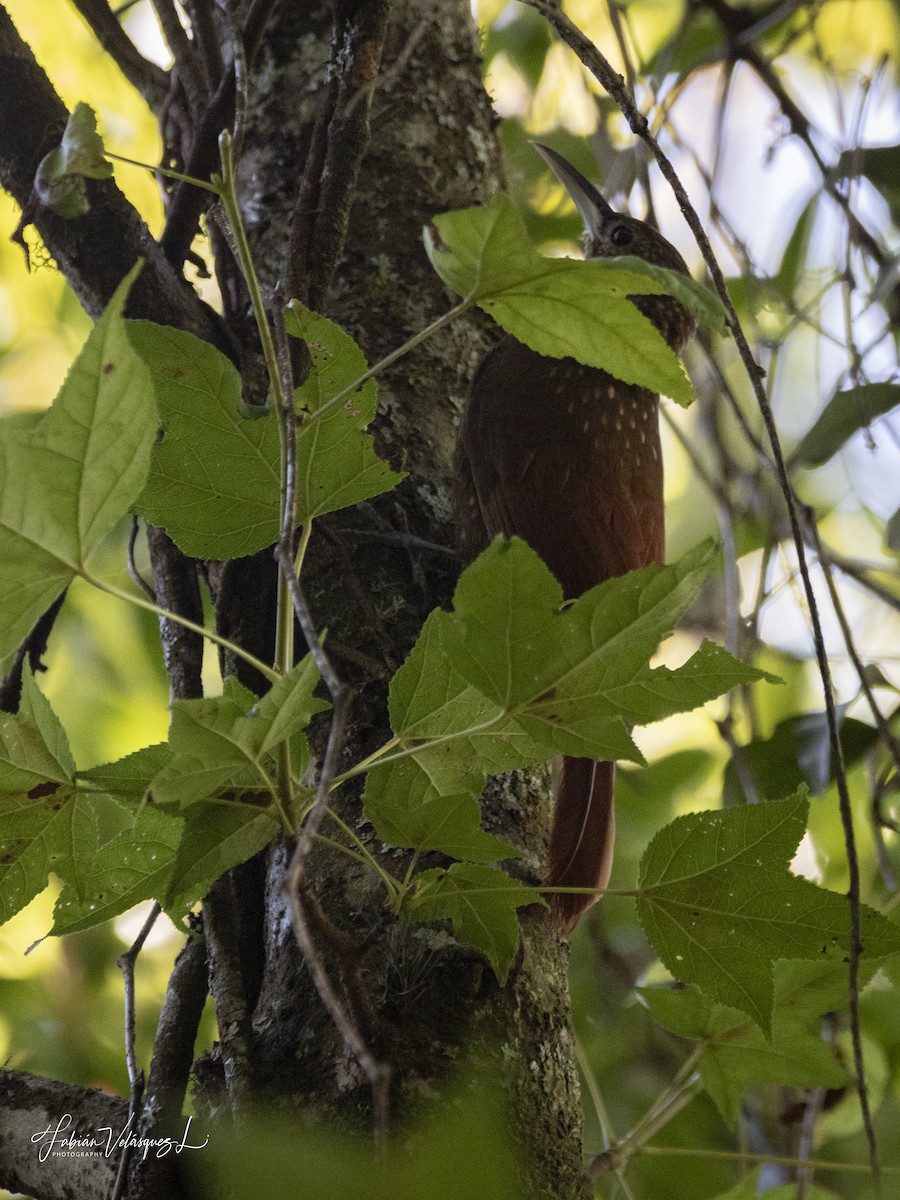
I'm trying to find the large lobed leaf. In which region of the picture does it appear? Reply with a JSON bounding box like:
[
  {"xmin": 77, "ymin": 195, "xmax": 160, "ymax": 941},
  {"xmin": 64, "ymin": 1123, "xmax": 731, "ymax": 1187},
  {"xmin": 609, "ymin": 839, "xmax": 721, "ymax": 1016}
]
[
  {"xmin": 151, "ymin": 656, "xmax": 327, "ymax": 807},
  {"xmin": 366, "ymin": 538, "xmax": 772, "ymax": 981},
  {"xmin": 637, "ymin": 792, "xmax": 900, "ymax": 1032},
  {"xmin": 642, "ymin": 960, "xmax": 855, "ymax": 1124},
  {"xmin": 425, "ymin": 193, "xmax": 725, "ymax": 406},
  {"xmin": 408, "ymin": 863, "xmax": 538, "ymax": 984},
  {"xmin": 131, "ymin": 307, "xmax": 402, "ymax": 559}
]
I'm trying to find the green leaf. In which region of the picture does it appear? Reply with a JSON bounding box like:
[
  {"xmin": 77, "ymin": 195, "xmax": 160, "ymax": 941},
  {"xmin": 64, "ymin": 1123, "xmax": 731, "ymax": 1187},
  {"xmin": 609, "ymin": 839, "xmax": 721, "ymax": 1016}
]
[
  {"xmin": 152, "ymin": 659, "xmax": 326, "ymax": 808},
  {"xmin": 791, "ymin": 383, "xmax": 900, "ymax": 468},
  {"xmin": 439, "ymin": 538, "xmax": 770, "ymax": 762},
  {"xmin": 722, "ymin": 708, "xmax": 878, "ymax": 805},
  {"xmin": 0, "ymin": 266, "xmax": 154, "ymax": 676},
  {"xmin": 51, "ymin": 805, "xmax": 185, "ymax": 935},
  {"xmin": 887, "ymin": 504, "xmax": 900, "ymax": 553},
  {"xmin": 425, "ymin": 193, "xmax": 697, "ymax": 405},
  {"xmin": 611, "ymin": 253, "xmax": 727, "ymax": 334},
  {"xmin": 0, "ymin": 788, "xmax": 82, "ymax": 923},
  {"xmin": 643, "ymin": 961, "xmax": 853, "ymax": 1124},
  {"xmin": 408, "ymin": 862, "xmax": 538, "ymax": 983},
  {"xmin": 165, "ymin": 801, "xmax": 281, "ymax": 908},
  {"xmin": 130, "ymin": 321, "xmax": 283, "ymax": 558},
  {"xmin": 34, "ymin": 102, "xmax": 113, "ymax": 217},
  {"xmin": 710, "ymin": 1178, "xmax": 840, "ymax": 1200},
  {"xmin": 79, "ymin": 743, "xmax": 169, "ymax": 798},
  {"xmin": 131, "ymin": 309, "xmax": 401, "ymax": 560},
  {"xmin": 0, "ymin": 668, "xmax": 75, "ymax": 793},
  {"xmin": 363, "ymin": 541, "xmax": 769, "ymax": 869},
  {"xmin": 837, "ymin": 143, "xmax": 900, "ymax": 222},
  {"xmin": 284, "ymin": 303, "xmax": 405, "ymax": 520},
  {"xmin": 775, "ymin": 198, "xmax": 817, "ymax": 299},
  {"xmin": 636, "ymin": 792, "xmax": 900, "ymax": 1031},
  {"xmin": 364, "ymin": 760, "xmax": 520, "ymax": 862},
  {"xmin": 362, "ymin": 610, "xmax": 531, "ymax": 862}
]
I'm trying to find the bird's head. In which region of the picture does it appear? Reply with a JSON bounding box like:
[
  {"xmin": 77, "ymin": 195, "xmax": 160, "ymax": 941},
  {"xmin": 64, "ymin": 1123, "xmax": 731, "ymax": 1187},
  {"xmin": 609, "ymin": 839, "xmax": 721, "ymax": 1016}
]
[{"xmin": 534, "ymin": 143, "xmax": 696, "ymax": 353}]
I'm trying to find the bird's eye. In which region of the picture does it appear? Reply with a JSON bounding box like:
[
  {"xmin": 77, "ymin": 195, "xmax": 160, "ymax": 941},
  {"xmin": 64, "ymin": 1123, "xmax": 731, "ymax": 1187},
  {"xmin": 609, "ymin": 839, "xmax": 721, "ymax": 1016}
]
[{"xmin": 610, "ymin": 225, "xmax": 632, "ymax": 247}]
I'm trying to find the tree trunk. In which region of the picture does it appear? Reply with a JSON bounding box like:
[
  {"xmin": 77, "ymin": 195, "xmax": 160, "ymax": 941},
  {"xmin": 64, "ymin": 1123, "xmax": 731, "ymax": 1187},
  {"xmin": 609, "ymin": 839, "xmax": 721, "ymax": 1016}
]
[{"xmin": 0, "ymin": 3, "xmax": 591, "ymax": 1197}]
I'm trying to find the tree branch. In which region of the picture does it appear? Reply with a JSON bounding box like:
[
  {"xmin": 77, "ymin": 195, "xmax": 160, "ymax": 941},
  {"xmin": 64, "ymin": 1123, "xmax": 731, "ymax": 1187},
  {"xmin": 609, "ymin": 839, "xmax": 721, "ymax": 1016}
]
[
  {"xmin": 70, "ymin": 0, "xmax": 170, "ymax": 111},
  {"xmin": 0, "ymin": 7, "xmax": 224, "ymax": 342},
  {"xmin": 0, "ymin": 1068, "xmax": 126, "ymax": 1200}
]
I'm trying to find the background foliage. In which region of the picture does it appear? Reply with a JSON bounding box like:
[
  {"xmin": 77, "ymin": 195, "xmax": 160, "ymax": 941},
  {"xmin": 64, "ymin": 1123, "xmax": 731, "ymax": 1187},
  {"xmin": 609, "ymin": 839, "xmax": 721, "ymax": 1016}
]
[{"xmin": 1, "ymin": 1, "xmax": 899, "ymax": 1198}]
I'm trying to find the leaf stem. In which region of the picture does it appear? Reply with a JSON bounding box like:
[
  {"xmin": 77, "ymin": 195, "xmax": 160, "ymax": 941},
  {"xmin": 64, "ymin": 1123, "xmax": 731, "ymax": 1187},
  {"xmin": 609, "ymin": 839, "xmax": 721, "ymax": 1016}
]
[
  {"xmin": 81, "ymin": 570, "xmax": 279, "ymax": 683},
  {"xmin": 323, "ymin": 808, "xmax": 401, "ymax": 900},
  {"xmin": 105, "ymin": 150, "xmax": 220, "ymax": 194},
  {"xmin": 334, "ymin": 714, "xmax": 506, "ymax": 785},
  {"xmin": 293, "ymin": 297, "xmax": 473, "ymax": 433}
]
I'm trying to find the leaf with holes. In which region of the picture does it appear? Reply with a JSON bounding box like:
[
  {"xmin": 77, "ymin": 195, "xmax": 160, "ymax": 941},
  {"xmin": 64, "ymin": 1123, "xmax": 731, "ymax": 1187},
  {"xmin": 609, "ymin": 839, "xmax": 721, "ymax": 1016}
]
[{"xmin": 636, "ymin": 792, "xmax": 900, "ymax": 1032}]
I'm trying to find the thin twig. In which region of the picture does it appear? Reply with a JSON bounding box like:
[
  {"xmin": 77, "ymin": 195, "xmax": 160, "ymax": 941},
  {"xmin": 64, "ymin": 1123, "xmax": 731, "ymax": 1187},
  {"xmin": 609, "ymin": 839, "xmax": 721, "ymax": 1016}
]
[
  {"xmin": 128, "ymin": 929, "xmax": 209, "ymax": 1199},
  {"xmin": 126, "ymin": 518, "xmax": 156, "ymax": 602},
  {"xmin": 111, "ymin": 902, "xmax": 161, "ymax": 1200},
  {"xmin": 203, "ymin": 877, "xmax": 254, "ymax": 1112},
  {"xmin": 521, "ymin": 0, "xmax": 880, "ymax": 1183},
  {"xmin": 71, "ymin": 0, "xmax": 170, "ymax": 109},
  {"xmin": 151, "ymin": 0, "xmax": 205, "ymax": 114},
  {"xmin": 185, "ymin": 0, "xmax": 223, "ymax": 94}
]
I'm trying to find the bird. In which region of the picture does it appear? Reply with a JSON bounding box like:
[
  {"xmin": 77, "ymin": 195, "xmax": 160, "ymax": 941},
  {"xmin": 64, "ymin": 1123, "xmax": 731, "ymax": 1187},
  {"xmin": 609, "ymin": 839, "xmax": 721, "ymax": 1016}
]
[{"xmin": 454, "ymin": 144, "xmax": 697, "ymax": 933}]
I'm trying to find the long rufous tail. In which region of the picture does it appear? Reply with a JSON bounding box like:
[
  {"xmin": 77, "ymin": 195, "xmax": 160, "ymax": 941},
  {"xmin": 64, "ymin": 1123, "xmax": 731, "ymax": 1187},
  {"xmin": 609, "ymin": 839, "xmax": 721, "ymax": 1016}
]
[{"xmin": 546, "ymin": 757, "xmax": 615, "ymax": 933}]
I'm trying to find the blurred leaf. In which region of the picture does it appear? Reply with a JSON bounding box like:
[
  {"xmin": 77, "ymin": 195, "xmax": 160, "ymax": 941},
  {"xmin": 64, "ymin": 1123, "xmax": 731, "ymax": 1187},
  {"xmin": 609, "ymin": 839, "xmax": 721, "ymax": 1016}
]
[
  {"xmin": 886, "ymin": 504, "xmax": 900, "ymax": 552},
  {"xmin": 0, "ymin": 265, "xmax": 153, "ymax": 677},
  {"xmin": 482, "ymin": 7, "xmax": 551, "ymax": 86},
  {"xmin": 722, "ymin": 709, "xmax": 878, "ymax": 805},
  {"xmin": 837, "ymin": 143, "xmax": 900, "ymax": 221},
  {"xmin": 775, "ymin": 197, "xmax": 817, "ymax": 299},
  {"xmin": 425, "ymin": 193, "xmax": 702, "ymax": 404},
  {"xmin": 408, "ymin": 862, "xmax": 538, "ymax": 983},
  {"xmin": 197, "ymin": 1074, "xmax": 519, "ymax": 1200},
  {"xmin": 636, "ymin": 792, "xmax": 900, "ymax": 1031},
  {"xmin": 643, "ymin": 960, "xmax": 853, "ymax": 1124},
  {"xmin": 711, "ymin": 1169, "xmax": 840, "ymax": 1200},
  {"xmin": 791, "ymin": 383, "xmax": 900, "ymax": 468},
  {"xmin": 34, "ymin": 102, "xmax": 113, "ymax": 217}
]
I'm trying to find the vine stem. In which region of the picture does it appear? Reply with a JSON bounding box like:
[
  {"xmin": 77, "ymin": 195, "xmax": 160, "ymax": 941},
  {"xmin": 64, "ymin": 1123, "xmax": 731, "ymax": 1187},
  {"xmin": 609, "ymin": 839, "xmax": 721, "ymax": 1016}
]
[
  {"xmin": 216, "ymin": 131, "xmax": 296, "ymax": 821},
  {"xmin": 521, "ymin": 2, "xmax": 879, "ymax": 1183}
]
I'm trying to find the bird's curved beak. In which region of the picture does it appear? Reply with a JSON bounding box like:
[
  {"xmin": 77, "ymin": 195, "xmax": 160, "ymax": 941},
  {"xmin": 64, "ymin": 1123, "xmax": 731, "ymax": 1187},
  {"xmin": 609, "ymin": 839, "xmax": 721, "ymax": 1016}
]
[{"xmin": 532, "ymin": 143, "xmax": 614, "ymax": 243}]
